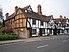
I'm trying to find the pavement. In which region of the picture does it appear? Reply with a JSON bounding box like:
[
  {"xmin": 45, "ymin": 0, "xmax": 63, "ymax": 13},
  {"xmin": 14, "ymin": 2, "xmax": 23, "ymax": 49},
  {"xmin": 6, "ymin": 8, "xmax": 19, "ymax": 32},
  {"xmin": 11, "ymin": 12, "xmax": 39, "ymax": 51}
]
[
  {"xmin": 0, "ymin": 35, "xmax": 69, "ymax": 45},
  {"xmin": 0, "ymin": 35, "xmax": 69, "ymax": 52}
]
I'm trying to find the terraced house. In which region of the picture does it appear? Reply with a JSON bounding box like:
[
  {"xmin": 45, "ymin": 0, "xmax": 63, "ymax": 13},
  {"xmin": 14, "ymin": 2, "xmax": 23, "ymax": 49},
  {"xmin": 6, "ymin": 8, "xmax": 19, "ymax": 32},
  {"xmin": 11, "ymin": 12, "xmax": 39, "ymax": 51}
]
[
  {"xmin": 5, "ymin": 5, "xmax": 53, "ymax": 38},
  {"xmin": 55, "ymin": 15, "xmax": 69, "ymax": 35}
]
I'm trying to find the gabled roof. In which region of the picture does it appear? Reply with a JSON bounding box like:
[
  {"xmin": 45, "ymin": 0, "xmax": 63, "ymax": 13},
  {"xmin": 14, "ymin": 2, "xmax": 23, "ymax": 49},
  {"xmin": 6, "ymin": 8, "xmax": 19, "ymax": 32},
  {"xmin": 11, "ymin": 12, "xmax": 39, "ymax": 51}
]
[
  {"xmin": 5, "ymin": 5, "xmax": 51, "ymax": 22},
  {"xmin": 24, "ymin": 12, "xmax": 51, "ymax": 22},
  {"xmin": 23, "ymin": 5, "xmax": 30, "ymax": 10},
  {"xmin": 55, "ymin": 18, "xmax": 68, "ymax": 24}
]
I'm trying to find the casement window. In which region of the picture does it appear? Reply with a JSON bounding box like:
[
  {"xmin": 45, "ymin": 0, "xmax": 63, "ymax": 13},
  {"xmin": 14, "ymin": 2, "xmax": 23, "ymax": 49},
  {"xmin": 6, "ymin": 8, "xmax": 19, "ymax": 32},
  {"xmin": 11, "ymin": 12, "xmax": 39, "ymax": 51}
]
[
  {"xmin": 59, "ymin": 23, "xmax": 62, "ymax": 27},
  {"xmin": 41, "ymin": 21, "xmax": 43, "ymax": 26},
  {"xmin": 42, "ymin": 29, "xmax": 45, "ymax": 34},
  {"xmin": 19, "ymin": 19, "xmax": 23, "ymax": 27},
  {"xmin": 16, "ymin": 23, "xmax": 19, "ymax": 27},
  {"xmin": 32, "ymin": 19, "xmax": 36, "ymax": 25},
  {"xmin": 14, "ymin": 19, "xmax": 24, "ymax": 27},
  {"xmin": 67, "ymin": 30, "xmax": 69, "ymax": 33},
  {"xmin": 32, "ymin": 29, "xmax": 36, "ymax": 34},
  {"xmin": 14, "ymin": 20, "xmax": 20, "ymax": 27},
  {"xmin": 67, "ymin": 24, "xmax": 69, "ymax": 27}
]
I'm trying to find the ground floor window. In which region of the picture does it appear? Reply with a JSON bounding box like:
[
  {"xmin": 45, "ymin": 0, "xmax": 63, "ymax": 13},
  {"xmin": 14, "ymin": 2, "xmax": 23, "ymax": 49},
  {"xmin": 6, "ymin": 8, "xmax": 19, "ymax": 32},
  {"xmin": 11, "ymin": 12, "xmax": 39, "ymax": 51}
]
[
  {"xmin": 67, "ymin": 30, "xmax": 69, "ymax": 33},
  {"xmin": 32, "ymin": 29, "xmax": 36, "ymax": 34},
  {"xmin": 42, "ymin": 29, "xmax": 45, "ymax": 34},
  {"xmin": 60, "ymin": 30, "xmax": 64, "ymax": 33}
]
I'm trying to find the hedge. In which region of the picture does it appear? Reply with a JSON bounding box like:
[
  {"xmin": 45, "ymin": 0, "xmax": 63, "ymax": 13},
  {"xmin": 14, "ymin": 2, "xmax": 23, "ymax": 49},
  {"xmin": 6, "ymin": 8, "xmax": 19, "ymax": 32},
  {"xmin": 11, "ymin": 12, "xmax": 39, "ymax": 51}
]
[{"xmin": 0, "ymin": 33, "xmax": 19, "ymax": 41}]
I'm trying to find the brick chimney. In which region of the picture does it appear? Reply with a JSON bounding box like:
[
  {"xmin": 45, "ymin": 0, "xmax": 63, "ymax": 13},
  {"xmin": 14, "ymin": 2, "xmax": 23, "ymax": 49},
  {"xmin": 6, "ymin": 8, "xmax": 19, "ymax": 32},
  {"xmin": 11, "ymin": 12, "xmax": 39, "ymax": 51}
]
[
  {"xmin": 5, "ymin": 13, "xmax": 9, "ymax": 20},
  {"xmin": 15, "ymin": 6, "xmax": 18, "ymax": 14},
  {"xmin": 60, "ymin": 15, "xmax": 62, "ymax": 19},
  {"xmin": 60, "ymin": 15, "xmax": 63, "ymax": 21},
  {"xmin": 64, "ymin": 16, "xmax": 66, "ymax": 19},
  {"xmin": 64, "ymin": 16, "xmax": 67, "ymax": 22},
  {"xmin": 37, "ymin": 4, "xmax": 42, "ymax": 15}
]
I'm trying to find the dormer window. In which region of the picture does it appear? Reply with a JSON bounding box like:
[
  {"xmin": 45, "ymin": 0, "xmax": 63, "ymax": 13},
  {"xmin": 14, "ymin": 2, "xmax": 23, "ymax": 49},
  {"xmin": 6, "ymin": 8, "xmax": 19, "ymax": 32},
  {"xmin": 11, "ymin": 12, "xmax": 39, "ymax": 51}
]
[
  {"xmin": 27, "ymin": 7, "xmax": 32, "ymax": 13},
  {"xmin": 25, "ymin": 5, "xmax": 33, "ymax": 13}
]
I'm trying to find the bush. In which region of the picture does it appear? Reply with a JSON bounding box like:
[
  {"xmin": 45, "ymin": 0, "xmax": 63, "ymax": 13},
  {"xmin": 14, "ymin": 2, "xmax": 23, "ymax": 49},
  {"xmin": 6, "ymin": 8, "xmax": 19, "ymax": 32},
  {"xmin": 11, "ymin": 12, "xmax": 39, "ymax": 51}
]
[{"xmin": 0, "ymin": 33, "xmax": 19, "ymax": 41}]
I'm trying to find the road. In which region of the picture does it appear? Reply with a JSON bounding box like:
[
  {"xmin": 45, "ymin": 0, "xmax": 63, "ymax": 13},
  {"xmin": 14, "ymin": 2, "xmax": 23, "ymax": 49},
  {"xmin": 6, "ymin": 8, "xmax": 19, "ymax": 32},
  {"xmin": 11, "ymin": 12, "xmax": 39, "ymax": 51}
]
[{"xmin": 0, "ymin": 36, "xmax": 69, "ymax": 52}]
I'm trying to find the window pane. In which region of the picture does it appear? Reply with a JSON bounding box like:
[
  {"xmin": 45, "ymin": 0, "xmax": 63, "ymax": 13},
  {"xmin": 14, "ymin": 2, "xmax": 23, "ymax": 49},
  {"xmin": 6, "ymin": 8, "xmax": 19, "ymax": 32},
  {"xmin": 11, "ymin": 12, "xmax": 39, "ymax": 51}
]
[
  {"xmin": 16, "ymin": 23, "xmax": 19, "ymax": 27},
  {"xmin": 67, "ymin": 24, "xmax": 69, "ymax": 27},
  {"xmin": 32, "ymin": 29, "xmax": 36, "ymax": 34},
  {"xmin": 20, "ymin": 19, "xmax": 23, "ymax": 23},
  {"xmin": 20, "ymin": 23, "xmax": 23, "ymax": 27},
  {"xmin": 42, "ymin": 29, "xmax": 45, "ymax": 34},
  {"xmin": 32, "ymin": 19, "xmax": 36, "ymax": 25},
  {"xmin": 16, "ymin": 20, "xmax": 19, "ymax": 23},
  {"xmin": 41, "ymin": 21, "xmax": 43, "ymax": 26}
]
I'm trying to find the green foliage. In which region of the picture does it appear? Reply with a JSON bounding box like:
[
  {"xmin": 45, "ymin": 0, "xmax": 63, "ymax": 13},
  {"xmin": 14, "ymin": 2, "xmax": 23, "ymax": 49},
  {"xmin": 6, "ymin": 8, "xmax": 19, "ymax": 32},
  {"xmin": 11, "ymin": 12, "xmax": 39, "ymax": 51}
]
[
  {"xmin": 0, "ymin": 24, "xmax": 3, "ymax": 28},
  {"xmin": 0, "ymin": 33, "xmax": 19, "ymax": 41},
  {"xmin": 0, "ymin": 22, "xmax": 3, "ymax": 28}
]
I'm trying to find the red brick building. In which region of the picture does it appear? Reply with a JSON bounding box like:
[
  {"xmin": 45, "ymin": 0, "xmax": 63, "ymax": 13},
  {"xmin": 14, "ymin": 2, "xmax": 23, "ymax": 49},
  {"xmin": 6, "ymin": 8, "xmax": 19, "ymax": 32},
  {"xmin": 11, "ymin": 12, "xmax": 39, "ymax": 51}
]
[{"xmin": 4, "ymin": 5, "xmax": 52, "ymax": 38}]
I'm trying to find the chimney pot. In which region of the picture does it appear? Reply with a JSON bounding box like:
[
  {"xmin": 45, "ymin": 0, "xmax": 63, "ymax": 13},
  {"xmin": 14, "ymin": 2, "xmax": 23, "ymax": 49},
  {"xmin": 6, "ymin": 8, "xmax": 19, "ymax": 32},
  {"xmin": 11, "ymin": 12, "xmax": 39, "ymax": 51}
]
[
  {"xmin": 5, "ymin": 13, "xmax": 9, "ymax": 20},
  {"xmin": 64, "ymin": 16, "xmax": 66, "ymax": 19},
  {"xmin": 37, "ymin": 4, "xmax": 42, "ymax": 15},
  {"xmin": 15, "ymin": 6, "xmax": 18, "ymax": 13},
  {"xmin": 60, "ymin": 15, "xmax": 62, "ymax": 19}
]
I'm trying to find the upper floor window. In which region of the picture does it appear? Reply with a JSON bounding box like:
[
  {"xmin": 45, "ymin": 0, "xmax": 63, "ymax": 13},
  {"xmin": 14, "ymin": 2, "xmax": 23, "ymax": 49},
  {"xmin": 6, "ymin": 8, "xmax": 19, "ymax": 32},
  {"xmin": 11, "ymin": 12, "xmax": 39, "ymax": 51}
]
[
  {"xmin": 32, "ymin": 19, "xmax": 36, "ymax": 25},
  {"xmin": 67, "ymin": 24, "xmax": 69, "ymax": 27},
  {"xmin": 41, "ymin": 21, "xmax": 43, "ymax": 26},
  {"xmin": 58, "ymin": 23, "xmax": 62, "ymax": 27}
]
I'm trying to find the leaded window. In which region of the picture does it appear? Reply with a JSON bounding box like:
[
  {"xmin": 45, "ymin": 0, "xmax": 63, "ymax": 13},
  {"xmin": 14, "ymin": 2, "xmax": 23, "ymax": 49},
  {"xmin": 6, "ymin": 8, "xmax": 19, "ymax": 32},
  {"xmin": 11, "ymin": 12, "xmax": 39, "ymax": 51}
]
[
  {"xmin": 32, "ymin": 29, "xmax": 36, "ymax": 34},
  {"xmin": 42, "ymin": 29, "xmax": 45, "ymax": 34},
  {"xmin": 41, "ymin": 21, "xmax": 43, "ymax": 26},
  {"xmin": 32, "ymin": 19, "xmax": 36, "ymax": 25}
]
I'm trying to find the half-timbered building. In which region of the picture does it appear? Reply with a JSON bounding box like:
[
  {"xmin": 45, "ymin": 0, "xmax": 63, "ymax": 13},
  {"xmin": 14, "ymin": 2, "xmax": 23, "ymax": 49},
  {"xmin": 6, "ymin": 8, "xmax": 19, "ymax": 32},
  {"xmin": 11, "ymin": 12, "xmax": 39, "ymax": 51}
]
[{"xmin": 5, "ymin": 5, "xmax": 52, "ymax": 38}]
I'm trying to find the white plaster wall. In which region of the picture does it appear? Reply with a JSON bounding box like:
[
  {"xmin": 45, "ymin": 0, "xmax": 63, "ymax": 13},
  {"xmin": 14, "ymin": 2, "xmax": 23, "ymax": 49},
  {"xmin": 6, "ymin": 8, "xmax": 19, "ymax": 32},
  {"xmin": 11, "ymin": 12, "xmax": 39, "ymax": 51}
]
[
  {"xmin": 39, "ymin": 21, "xmax": 40, "ymax": 28},
  {"xmin": 36, "ymin": 20, "xmax": 38, "ymax": 27}
]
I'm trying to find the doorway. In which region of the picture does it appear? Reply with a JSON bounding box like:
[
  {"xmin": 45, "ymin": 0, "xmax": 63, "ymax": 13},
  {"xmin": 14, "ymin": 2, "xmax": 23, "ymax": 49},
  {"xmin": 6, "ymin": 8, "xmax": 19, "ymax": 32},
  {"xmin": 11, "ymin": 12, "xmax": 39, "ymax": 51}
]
[{"xmin": 39, "ymin": 28, "xmax": 42, "ymax": 36}]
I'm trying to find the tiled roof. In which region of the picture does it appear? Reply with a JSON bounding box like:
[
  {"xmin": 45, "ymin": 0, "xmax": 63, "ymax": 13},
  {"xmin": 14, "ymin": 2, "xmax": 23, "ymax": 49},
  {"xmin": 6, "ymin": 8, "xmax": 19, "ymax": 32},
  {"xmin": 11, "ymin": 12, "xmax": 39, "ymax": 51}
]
[
  {"xmin": 5, "ymin": 5, "xmax": 51, "ymax": 22},
  {"xmin": 55, "ymin": 18, "xmax": 67, "ymax": 24},
  {"xmin": 24, "ymin": 12, "xmax": 51, "ymax": 22}
]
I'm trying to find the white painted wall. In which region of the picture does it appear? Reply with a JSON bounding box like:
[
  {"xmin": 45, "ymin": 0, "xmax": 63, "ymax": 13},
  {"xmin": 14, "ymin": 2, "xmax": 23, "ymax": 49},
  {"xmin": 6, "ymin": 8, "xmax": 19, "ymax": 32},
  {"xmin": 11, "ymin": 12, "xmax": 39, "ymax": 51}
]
[
  {"xmin": 44, "ymin": 22, "xmax": 45, "ymax": 28},
  {"xmin": 27, "ymin": 18, "xmax": 49, "ymax": 36},
  {"xmin": 27, "ymin": 18, "xmax": 48, "ymax": 29},
  {"xmin": 36, "ymin": 20, "xmax": 38, "ymax": 27},
  {"xmin": 27, "ymin": 22, "xmax": 30, "ymax": 27},
  {"xmin": 45, "ymin": 29, "xmax": 47, "ymax": 35},
  {"xmin": 30, "ymin": 19, "xmax": 32, "ymax": 27},
  {"xmin": 39, "ymin": 21, "xmax": 40, "ymax": 28}
]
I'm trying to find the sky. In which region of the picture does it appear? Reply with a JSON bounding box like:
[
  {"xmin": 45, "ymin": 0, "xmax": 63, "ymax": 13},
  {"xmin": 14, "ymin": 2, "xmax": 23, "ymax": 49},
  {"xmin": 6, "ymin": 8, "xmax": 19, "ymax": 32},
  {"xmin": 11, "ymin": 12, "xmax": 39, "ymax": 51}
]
[{"xmin": 0, "ymin": 0, "xmax": 69, "ymax": 18}]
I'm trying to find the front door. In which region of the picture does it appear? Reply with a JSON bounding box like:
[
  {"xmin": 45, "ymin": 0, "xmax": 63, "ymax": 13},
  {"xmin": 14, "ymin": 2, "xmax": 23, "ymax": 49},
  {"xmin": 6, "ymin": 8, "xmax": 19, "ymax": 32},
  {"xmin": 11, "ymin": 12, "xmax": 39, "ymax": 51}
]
[
  {"xmin": 39, "ymin": 28, "xmax": 42, "ymax": 36},
  {"xmin": 27, "ymin": 28, "xmax": 32, "ymax": 37},
  {"xmin": 53, "ymin": 29, "xmax": 57, "ymax": 35}
]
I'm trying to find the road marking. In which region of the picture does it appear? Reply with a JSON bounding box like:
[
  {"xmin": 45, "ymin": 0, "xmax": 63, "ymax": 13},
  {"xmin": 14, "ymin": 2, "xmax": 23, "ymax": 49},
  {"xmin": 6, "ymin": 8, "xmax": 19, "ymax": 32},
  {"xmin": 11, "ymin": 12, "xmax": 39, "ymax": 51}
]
[
  {"xmin": 62, "ymin": 40, "xmax": 67, "ymax": 43},
  {"xmin": 37, "ymin": 45, "xmax": 48, "ymax": 49}
]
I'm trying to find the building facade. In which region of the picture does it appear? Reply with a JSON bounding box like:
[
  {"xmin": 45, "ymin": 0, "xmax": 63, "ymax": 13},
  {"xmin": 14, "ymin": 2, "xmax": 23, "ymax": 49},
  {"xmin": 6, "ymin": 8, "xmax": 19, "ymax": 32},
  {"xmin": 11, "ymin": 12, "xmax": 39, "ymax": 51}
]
[
  {"xmin": 4, "ymin": 5, "xmax": 69, "ymax": 38},
  {"xmin": 55, "ymin": 15, "xmax": 69, "ymax": 35},
  {"xmin": 5, "ymin": 5, "xmax": 52, "ymax": 38},
  {"xmin": 0, "ymin": 8, "xmax": 4, "ymax": 22}
]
